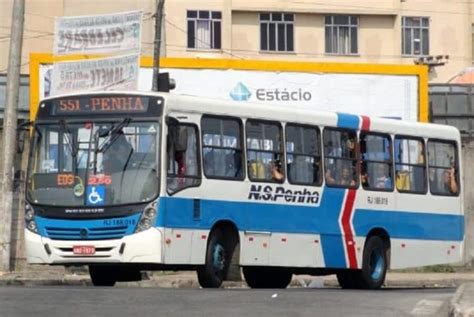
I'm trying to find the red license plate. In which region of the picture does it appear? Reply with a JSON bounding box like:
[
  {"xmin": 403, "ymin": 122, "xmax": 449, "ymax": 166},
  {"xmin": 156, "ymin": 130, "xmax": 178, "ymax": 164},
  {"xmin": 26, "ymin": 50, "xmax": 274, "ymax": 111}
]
[{"xmin": 73, "ymin": 245, "xmax": 96, "ymax": 255}]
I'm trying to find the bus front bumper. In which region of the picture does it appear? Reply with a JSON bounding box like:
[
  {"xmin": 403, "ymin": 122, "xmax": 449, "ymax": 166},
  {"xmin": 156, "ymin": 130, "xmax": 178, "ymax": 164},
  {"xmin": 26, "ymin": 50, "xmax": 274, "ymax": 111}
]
[{"xmin": 25, "ymin": 228, "xmax": 163, "ymax": 264}]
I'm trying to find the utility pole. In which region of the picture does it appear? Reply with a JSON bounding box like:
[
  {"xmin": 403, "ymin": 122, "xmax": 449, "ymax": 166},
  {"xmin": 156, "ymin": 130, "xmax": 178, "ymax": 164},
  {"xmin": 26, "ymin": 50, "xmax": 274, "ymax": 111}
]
[
  {"xmin": 0, "ymin": 0, "xmax": 25, "ymax": 272},
  {"xmin": 152, "ymin": 0, "xmax": 165, "ymax": 92}
]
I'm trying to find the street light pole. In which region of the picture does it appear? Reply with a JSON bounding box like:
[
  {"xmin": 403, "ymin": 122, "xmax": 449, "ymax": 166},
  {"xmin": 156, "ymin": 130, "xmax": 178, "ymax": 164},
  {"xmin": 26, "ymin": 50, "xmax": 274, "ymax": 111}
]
[
  {"xmin": 0, "ymin": 0, "xmax": 25, "ymax": 272},
  {"xmin": 152, "ymin": 0, "xmax": 165, "ymax": 92}
]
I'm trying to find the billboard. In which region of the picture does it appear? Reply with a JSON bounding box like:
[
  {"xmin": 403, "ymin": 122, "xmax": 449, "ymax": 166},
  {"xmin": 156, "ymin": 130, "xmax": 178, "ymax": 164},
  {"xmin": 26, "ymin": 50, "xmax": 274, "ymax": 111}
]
[
  {"xmin": 31, "ymin": 54, "xmax": 428, "ymax": 122},
  {"xmin": 50, "ymin": 54, "xmax": 139, "ymax": 96},
  {"xmin": 53, "ymin": 11, "xmax": 142, "ymax": 55}
]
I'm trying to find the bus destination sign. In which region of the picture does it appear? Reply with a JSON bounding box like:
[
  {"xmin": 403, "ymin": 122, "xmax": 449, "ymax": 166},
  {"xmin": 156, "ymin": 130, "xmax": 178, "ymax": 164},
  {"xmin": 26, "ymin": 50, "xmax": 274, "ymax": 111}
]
[{"xmin": 51, "ymin": 96, "xmax": 150, "ymax": 116}]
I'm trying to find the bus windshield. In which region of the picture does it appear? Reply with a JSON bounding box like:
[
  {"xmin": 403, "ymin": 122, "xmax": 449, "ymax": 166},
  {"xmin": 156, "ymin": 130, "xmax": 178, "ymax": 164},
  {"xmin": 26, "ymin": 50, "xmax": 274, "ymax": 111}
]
[{"xmin": 27, "ymin": 120, "xmax": 159, "ymax": 207}]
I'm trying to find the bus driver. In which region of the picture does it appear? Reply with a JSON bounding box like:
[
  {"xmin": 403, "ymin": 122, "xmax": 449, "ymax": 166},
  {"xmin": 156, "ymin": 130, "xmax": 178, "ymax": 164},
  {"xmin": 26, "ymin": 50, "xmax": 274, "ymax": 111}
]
[{"xmin": 103, "ymin": 131, "xmax": 133, "ymax": 174}]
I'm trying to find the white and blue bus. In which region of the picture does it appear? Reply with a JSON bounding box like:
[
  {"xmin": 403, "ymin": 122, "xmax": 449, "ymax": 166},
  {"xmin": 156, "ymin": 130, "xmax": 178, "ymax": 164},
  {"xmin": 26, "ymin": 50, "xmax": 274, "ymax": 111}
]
[{"xmin": 24, "ymin": 91, "xmax": 464, "ymax": 289}]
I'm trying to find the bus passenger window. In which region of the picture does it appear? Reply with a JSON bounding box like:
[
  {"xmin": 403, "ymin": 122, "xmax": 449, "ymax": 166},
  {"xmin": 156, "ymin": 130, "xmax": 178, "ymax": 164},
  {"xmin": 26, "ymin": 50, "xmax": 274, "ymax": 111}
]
[
  {"xmin": 246, "ymin": 120, "xmax": 284, "ymax": 183},
  {"xmin": 167, "ymin": 124, "xmax": 201, "ymax": 194},
  {"xmin": 394, "ymin": 137, "xmax": 426, "ymax": 194},
  {"xmin": 286, "ymin": 124, "xmax": 321, "ymax": 186},
  {"xmin": 360, "ymin": 133, "xmax": 393, "ymax": 191},
  {"xmin": 323, "ymin": 128, "xmax": 358, "ymax": 188},
  {"xmin": 201, "ymin": 116, "xmax": 244, "ymax": 180},
  {"xmin": 428, "ymin": 140, "xmax": 459, "ymax": 196}
]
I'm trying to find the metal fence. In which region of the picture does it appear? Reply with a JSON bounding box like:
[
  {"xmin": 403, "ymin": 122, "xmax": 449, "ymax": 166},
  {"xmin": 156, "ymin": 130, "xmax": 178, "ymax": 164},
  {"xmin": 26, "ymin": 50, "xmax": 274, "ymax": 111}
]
[{"xmin": 429, "ymin": 84, "xmax": 474, "ymax": 137}]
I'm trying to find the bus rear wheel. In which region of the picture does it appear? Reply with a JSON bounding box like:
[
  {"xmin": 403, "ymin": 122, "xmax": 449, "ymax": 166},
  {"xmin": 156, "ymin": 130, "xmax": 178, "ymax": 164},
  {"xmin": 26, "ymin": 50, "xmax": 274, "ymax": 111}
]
[
  {"xmin": 358, "ymin": 236, "xmax": 387, "ymax": 289},
  {"xmin": 243, "ymin": 267, "xmax": 293, "ymax": 289},
  {"xmin": 197, "ymin": 228, "xmax": 233, "ymax": 288},
  {"xmin": 89, "ymin": 265, "xmax": 117, "ymax": 287}
]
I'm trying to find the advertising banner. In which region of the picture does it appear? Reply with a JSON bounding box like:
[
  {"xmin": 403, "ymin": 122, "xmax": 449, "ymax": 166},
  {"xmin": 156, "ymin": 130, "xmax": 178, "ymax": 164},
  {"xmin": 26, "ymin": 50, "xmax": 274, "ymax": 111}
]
[
  {"xmin": 53, "ymin": 11, "xmax": 142, "ymax": 55},
  {"xmin": 137, "ymin": 68, "xmax": 419, "ymax": 121},
  {"xmin": 50, "ymin": 54, "xmax": 139, "ymax": 96},
  {"xmin": 36, "ymin": 57, "xmax": 422, "ymax": 121}
]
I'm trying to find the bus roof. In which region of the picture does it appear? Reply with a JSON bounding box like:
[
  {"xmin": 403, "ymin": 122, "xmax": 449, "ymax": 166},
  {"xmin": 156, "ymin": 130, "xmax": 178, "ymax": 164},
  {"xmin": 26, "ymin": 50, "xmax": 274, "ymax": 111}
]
[{"xmin": 41, "ymin": 90, "xmax": 460, "ymax": 141}]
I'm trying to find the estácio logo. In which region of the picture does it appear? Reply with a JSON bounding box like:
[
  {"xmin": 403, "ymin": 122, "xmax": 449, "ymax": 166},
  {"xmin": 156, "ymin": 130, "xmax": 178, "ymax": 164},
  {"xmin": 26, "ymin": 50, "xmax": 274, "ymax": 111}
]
[{"xmin": 229, "ymin": 82, "xmax": 252, "ymax": 101}]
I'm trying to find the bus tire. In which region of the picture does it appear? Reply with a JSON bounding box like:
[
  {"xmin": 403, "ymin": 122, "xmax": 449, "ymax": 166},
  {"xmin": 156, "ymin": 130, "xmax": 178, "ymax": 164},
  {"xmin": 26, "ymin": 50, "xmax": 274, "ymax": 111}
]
[
  {"xmin": 89, "ymin": 265, "xmax": 117, "ymax": 287},
  {"xmin": 197, "ymin": 228, "xmax": 230, "ymax": 288},
  {"xmin": 243, "ymin": 267, "xmax": 293, "ymax": 289},
  {"xmin": 358, "ymin": 236, "xmax": 387, "ymax": 289}
]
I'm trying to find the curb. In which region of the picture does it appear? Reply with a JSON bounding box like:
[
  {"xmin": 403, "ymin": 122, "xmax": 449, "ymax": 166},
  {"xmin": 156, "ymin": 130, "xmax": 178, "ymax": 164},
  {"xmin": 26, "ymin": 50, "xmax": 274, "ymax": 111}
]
[
  {"xmin": 0, "ymin": 272, "xmax": 473, "ymax": 289},
  {"xmin": 449, "ymin": 283, "xmax": 474, "ymax": 317},
  {"xmin": 449, "ymin": 284, "xmax": 466, "ymax": 317}
]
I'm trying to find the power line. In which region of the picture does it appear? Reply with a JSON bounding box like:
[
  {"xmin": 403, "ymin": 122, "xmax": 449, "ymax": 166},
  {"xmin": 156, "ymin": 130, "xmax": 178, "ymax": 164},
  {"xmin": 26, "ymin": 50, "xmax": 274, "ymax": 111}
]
[
  {"xmin": 293, "ymin": 1, "xmax": 474, "ymax": 17},
  {"xmin": 0, "ymin": 61, "xmax": 30, "ymax": 73},
  {"xmin": 0, "ymin": 33, "xmax": 52, "ymax": 43}
]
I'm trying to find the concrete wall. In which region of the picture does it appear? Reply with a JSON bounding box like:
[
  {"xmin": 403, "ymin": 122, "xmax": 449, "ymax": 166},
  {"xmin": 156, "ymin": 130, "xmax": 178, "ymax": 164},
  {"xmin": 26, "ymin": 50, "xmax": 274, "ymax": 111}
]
[{"xmin": 463, "ymin": 140, "xmax": 474, "ymax": 266}]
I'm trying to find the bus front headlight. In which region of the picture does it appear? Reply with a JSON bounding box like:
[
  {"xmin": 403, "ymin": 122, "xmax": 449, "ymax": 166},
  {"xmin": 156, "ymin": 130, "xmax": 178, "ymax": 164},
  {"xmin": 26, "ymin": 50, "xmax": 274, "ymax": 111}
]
[
  {"xmin": 25, "ymin": 203, "xmax": 38, "ymax": 233},
  {"xmin": 135, "ymin": 200, "xmax": 158, "ymax": 233}
]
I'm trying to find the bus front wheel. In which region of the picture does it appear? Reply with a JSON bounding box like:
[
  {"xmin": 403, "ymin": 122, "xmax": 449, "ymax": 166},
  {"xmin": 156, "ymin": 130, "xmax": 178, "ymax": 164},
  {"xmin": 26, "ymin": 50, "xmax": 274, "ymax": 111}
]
[{"xmin": 197, "ymin": 228, "xmax": 231, "ymax": 288}]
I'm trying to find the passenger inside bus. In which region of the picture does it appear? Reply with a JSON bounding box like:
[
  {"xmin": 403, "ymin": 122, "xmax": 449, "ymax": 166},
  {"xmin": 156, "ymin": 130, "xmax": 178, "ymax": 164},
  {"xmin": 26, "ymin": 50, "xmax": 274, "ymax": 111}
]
[
  {"xmin": 339, "ymin": 165, "xmax": 356, "ymax": 186},
  {"xmin": 344, "ymin": 137, "xmax": 356, "ymax": 158},
  {"xmin": 374, "ymin": 164, "xmax": 392, "ymax": 189},
  {"xmin": 361, "ymin": 170, "xmax": 369, "ymax": 188},
  {"xmin": 443, "ymin": 167, "xmax": 459, "ymax": 194},
  {"xmin": 270, "ymin": 159, "xmax": 284, "ymax": 182},
  {"xmin": 326, "ymin": 164, "xmax": 356, "ymax": 186}
]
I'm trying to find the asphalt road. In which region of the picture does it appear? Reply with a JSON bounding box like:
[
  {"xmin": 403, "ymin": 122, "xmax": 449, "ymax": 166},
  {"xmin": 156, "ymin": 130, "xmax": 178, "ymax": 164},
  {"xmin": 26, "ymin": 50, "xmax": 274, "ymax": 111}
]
[{"xmin": 0, "ymin": 286, "xmax": 454, "ymax": 317}]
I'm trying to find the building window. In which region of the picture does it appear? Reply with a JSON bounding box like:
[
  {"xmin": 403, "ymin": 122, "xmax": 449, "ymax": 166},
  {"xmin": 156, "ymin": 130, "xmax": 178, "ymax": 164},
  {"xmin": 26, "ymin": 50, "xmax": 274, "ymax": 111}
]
[
  {"xmin": 260, "ymin": 12, "xmax": 294, "ymax": 52},
  {"xmin": 187, "ymin": 10, "xmax": 221, "ymax": 49},
  {"xmin": 402, "ymin": 17, "xmax": 429, "ymax": 56},
  {"xmin": 325, "ymin": 15, "xmax": 358, "ymax": 55}
]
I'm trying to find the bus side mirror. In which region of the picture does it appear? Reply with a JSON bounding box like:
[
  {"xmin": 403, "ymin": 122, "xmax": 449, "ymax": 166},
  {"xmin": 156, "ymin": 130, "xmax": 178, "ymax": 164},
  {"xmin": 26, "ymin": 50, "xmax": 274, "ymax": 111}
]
[{"xmin": 16, "ymin": 120, "xmax": 32, "ymax": 154}]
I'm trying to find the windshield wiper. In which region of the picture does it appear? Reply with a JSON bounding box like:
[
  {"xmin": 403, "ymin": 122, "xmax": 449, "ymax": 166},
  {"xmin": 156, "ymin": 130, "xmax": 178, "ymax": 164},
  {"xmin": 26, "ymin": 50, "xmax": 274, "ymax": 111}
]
[
  {"xmin": 98, "ymin": 118, "xmax": 132, "ymax": 153},
  {"xmin": 59, "ymin": 120, "xmax": 78, "ymax": 158}
]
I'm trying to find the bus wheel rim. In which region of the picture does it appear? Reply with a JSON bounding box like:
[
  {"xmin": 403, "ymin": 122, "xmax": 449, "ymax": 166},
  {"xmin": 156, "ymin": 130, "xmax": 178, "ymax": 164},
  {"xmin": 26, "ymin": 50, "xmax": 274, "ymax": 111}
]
[
  {"xmin": 370, "ymin": 249, "xmax": 384, "ymax": 280},
  {"xmin": 212, "ymin": 243, "xmax": 225, "ymax": 272}
]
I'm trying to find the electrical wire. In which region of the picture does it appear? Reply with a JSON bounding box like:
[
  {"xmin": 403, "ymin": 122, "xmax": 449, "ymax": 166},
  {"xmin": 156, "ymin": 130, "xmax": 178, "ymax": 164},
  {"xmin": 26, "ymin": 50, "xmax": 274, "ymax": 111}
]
[
  {"xmin": 292, "ymin": 1, "xmax": 474, "ymax": 17},
  {"xmin": 0, "ymin": 61, "xmax": 30, "ymax": 73}
]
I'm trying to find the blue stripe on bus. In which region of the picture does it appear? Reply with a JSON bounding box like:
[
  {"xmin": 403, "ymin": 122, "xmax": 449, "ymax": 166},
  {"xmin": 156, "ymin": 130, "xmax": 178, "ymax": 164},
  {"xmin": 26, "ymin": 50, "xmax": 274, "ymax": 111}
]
[
  {"xmin": 158, "ymin": 196, "xmax": 464, "ymax": 242},
  {"xmin": 336, "ymin": 113, "xmax": 360, "ymax": 130},
  {"xmin": 353, "ymin": 209, "xmax": 464, "ymax": 241},
  {"xmin": 318, "ymin": 187, "xmax": 347, "ymax": 268},
  {"xmin": 159, "ymin": 187, "xmax": 348, "ymax": 267}
]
